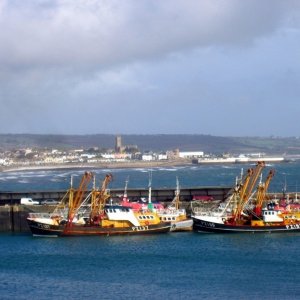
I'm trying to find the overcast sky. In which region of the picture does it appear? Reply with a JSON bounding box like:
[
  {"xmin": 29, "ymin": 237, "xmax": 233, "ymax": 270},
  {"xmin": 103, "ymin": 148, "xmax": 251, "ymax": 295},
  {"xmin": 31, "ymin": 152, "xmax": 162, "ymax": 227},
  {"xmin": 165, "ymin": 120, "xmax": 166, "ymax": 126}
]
[{"xmin": 0, "ymin": 0, "xmax": 300, "ymax": 137}]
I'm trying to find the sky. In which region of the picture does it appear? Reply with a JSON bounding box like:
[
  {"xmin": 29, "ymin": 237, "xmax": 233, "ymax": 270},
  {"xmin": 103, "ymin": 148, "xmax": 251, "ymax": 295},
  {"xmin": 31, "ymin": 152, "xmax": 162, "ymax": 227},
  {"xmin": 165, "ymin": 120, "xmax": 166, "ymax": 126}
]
[{"xmin": 0, "ymin": 0, "xmax": 300, "ymax": 137}]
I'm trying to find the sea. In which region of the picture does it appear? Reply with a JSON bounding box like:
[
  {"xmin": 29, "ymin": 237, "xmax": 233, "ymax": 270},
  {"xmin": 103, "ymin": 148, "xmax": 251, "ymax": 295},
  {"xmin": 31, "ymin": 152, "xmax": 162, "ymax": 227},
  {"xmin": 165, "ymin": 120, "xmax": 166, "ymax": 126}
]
[{"xmin": 1, "ymin": 162, "xmax": 300, "ymax": 299}]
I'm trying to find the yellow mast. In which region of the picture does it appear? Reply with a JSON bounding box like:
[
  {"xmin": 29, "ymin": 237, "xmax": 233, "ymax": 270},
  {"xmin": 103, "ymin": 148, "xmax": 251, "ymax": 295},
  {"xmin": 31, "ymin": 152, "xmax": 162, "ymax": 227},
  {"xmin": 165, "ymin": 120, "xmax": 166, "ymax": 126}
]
[
  {"xmin": 90, "ymin": 173, "xmax": 113, "ymax": 221},
  {"xmin": 50, "ymin": 176, "xmax": 75, "ymax": 218},
  {"xmin": 67, "ymin": 172, "xmax": 93, "ymax": 224},
  {"xmin": 255, "ymin": 169, "xmax": 275, "ymax": 215},
  {"xmin": 234, "ymin": 161, "xmax": 265, "ymax": 222}
]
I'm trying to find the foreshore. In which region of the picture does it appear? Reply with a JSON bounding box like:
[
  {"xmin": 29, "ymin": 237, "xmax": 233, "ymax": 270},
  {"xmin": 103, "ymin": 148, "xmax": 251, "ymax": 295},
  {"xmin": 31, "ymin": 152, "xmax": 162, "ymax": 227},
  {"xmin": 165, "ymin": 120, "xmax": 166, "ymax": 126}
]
[{"xmin": 0, "ymin": 159, "xmax": 193, "ymax": 173}]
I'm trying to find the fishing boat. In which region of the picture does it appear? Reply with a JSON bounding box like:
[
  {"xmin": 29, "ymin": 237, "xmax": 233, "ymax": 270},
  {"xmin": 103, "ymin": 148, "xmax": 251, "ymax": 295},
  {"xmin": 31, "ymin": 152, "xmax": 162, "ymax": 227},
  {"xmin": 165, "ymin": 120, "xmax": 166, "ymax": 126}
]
[
  {"xmin": 192, "ymin": 161, "xmax": 300, "ymax": 233},
  {"xmin": 119, "ymin": 175, "xmax": 192, "ymax": 231},
  {"xmin": 27, "ymin": 172, "xmax": 171, "ymax": 237},
  {"xmin": 156, "ymin": 177, "xmax": 193, "ymax": 231},
  {"xmin": 120, "ymin": 177, "xmax": 164, "ymax": 211}
]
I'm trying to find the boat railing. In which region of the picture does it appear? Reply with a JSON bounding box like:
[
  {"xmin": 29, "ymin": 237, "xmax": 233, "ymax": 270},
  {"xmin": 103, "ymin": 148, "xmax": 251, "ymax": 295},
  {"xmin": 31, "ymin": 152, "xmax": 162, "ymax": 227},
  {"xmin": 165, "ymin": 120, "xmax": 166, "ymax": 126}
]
[
  {"xmin": 192, "ymin": 207, "xmax": 221, "ymax": 217},
  {"xmin": 28, "ymin": 212, "xmax": 53, "ymax": 219},
  {"xmin": 158, "ymin": 208, "xmax": 186, "ymax": 214}
]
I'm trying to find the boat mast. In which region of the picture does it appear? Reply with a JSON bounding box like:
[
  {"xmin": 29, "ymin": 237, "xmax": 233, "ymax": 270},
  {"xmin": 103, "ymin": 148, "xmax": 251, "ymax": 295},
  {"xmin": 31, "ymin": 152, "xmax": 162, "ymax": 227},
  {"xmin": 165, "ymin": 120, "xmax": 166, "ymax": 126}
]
[
  {"xmin": 69, "ymin": 175, "xmax": 74, "ymax": 213},
  {"xmin": 123, "ymin": 177, "xmax": 129, "ymax": 199},
  {"xmin": 147, "ymin": 170, "xmax": 155, "ymax": 211},
  {"xmin": 254, "ymin": 169, "xmax": 275, "ymax": 216},
  {"xmin": 90, "ymin": 173, "xmax": 113, "ymax": 222},
  {"xmin": 148, "ymin": 171, "xmax": 152, "ymax": 204},
  {"xmin": 174, "ymin": 176, "xmax": 180, "ymax": 210},
  {"xmin": 234, "ymin": 161, "xmax": 265, "ymax": 222},
  {"xmin": 67, "ymin": 172, "xmax": 93, "ymax": 226}
]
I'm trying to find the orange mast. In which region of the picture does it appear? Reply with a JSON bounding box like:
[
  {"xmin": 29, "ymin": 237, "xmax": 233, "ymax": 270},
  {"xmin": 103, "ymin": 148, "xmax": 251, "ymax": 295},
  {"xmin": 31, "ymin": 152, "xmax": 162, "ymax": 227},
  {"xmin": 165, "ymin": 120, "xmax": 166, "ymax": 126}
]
[
  {"xmin": 234, "ymin": 161, "xmax": 265, "ymax": 222},
  {"xmin": 90, "ymin": 173, "xmax": 113, "ymax": 222},
  {"xmin": 254, "ymin": 169, "xmax": 275, "ymax": 216},
  {"xmin": 67, "ymin": 171, "xmax": 94, "ymax": 225}
]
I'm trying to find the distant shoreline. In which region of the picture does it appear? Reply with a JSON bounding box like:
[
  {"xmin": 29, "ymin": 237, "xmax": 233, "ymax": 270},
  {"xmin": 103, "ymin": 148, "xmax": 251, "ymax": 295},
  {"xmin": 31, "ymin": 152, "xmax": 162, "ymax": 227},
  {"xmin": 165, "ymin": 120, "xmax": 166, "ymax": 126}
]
[{"xmin": 0, "ymin": 160, "xmax": 193, "ymax": 173}]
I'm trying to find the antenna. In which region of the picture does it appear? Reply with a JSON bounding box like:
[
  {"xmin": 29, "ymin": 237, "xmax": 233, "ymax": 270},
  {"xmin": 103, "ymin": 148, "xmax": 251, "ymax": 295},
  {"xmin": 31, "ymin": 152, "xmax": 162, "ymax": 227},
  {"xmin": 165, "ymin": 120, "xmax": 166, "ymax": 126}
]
[
  {"xmin": 175, "ymin": 176, "xmax": 180, "ymax": 197},
  {"xmin": 259, "ymin": 173, "xmax": 262, "ymax": 185},
  {"xmin": 148, "ymin": 170, "xmax": 152, "ymax": 204},
  {"xmin": 124, "ymin": 176, "xmax": 129, "ymax": 198},
  {"xmin": 282, "ymin": 175, "xmax": 287, "ymax": 198},
  {"xmin": 93, "ymin": 175, "xmax": 96, "ymax": 189}
]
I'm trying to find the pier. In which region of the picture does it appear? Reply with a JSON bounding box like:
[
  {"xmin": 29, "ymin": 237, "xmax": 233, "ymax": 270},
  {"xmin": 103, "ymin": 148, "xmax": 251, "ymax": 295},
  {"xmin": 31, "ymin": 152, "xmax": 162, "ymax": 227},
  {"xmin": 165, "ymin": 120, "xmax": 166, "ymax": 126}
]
[{"xmin": 0, "ymin": 186, "xmax": 230, "ymax": 233}]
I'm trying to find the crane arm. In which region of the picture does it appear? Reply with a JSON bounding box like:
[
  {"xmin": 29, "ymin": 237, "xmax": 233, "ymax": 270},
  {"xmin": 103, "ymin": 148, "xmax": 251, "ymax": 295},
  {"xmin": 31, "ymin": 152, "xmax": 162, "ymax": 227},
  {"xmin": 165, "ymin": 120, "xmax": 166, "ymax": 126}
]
[
  {"xmin": 234, "ymin": 161, "xmax": 265, "ymax": 221},
  {"xmin": 90, "ymin": 173, "xmax": 113, "ymax": 221},
  {"xmin": 67, "ymin": 172, "xmax": 94, "ymax": 224},
  {"xmin": 243, "ymin": 161, "xmax": 265, "ymax": 201},
  {"xmin": 255, "ymin": 169, "xmax": 275, "ymax": 215}
]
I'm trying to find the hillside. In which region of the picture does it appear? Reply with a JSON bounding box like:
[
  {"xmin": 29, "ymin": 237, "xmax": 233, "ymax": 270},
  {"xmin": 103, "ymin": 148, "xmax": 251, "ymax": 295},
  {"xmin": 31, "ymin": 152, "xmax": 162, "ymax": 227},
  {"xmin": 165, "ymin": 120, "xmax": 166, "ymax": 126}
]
[{"xmin": 0, "ymin": 134, "xmax": 300, "ymax": 155}]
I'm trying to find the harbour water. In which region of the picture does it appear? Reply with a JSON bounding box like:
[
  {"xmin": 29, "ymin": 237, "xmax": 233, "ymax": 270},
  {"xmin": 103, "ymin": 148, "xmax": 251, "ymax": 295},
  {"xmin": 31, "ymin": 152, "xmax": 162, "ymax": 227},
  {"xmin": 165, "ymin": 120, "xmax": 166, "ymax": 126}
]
[
  {"xmin": 1, "ymin": 232, "xmax": 300, "ymax": 299},
  {"xmin": 1, "ymin": 161, "xmax": 300, "ymax": 192},
  {"xmin": 1, "ymin": 162, "xmax": 300, "ymax": 299}
]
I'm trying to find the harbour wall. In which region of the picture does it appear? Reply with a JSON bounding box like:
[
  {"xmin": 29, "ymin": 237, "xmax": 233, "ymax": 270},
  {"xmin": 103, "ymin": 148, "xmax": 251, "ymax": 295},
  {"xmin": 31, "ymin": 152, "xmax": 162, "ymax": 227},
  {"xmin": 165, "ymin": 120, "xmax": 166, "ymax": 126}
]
[
  {"xmin": 0, "ymin": 205, "xmax": 29, "ymax": 233},
  {"xmin": 0, "ymin": 186, "xmax": 231, "ymax": 233},
  {"xmin": 0, "ymin": 186, "xmax": 231, "ymax": 205}
]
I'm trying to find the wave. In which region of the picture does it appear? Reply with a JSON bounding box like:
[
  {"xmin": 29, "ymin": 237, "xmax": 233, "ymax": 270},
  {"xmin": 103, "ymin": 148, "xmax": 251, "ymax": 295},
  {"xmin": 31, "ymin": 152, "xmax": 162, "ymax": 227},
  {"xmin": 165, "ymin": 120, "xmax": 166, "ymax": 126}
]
[
  {"xmin": 1, "ymin": 176, "xmax": 19, "ymax": 180},
  {"xmin": 157, "ymin": 168, "xmax": 178, "ymax": 172},
  {"xmin": 18, "ymin": 179, "xmax": 30, "ymax": 184}
]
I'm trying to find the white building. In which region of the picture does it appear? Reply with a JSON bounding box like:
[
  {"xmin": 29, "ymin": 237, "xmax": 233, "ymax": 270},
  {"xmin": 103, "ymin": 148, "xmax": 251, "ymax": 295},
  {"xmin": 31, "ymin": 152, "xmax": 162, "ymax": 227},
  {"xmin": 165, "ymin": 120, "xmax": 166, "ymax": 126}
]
[
  {"xmin": 179, "ymin": 151, "xmax": 204, "ymax": 158},
  {"xmin": 80, "ymin": 154, "xmax": 97, "ymax": 159},
  {"xmin": 158, "ymin": 153, "xmax": 168, "ymax": 160},
  {"xmin": 0, "ymin": 158, "xmax": 12, "ymax": 166},
  {"xmin": 142, "ymin": 154, "xmax": 153, "ymax": 161}
]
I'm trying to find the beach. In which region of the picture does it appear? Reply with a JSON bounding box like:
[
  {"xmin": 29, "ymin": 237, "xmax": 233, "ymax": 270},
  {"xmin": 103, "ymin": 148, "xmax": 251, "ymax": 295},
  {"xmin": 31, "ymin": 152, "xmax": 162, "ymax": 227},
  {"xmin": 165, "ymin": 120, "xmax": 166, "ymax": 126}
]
[{"xmin": 0, "ymin": 159, "xmax": 193, "ymax": 173}]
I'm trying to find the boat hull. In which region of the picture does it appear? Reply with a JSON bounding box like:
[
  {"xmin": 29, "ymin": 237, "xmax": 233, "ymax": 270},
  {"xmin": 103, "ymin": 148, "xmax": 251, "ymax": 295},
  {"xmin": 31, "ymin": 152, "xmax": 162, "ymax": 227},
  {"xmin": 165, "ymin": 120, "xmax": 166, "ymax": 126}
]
[
  {"xmin": 27, "ymin": 219, "xmax": 63, "ymax": 237},
  {"xmin": 170, "ymin": 219, "xmax": 193, "ymax": 232},
  {"xmin": 27, "ymin": 219, "xmax": 171, "ymax": 237},
  {"xmin": 192, "ymin": 217, "xmax": 300, "ymax": 233}
]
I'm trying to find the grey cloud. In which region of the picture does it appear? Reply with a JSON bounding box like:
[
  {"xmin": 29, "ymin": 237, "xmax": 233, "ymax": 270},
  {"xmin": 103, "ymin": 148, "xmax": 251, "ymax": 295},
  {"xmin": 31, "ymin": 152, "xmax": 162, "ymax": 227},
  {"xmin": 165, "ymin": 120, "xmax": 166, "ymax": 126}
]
[
  {"xmin": 0, "ymin": 0, "xmax": 299, "ymax": 71},
  {"xmin": 1, "ymin": 1, "xmax": 300, "ymax": 135}
]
